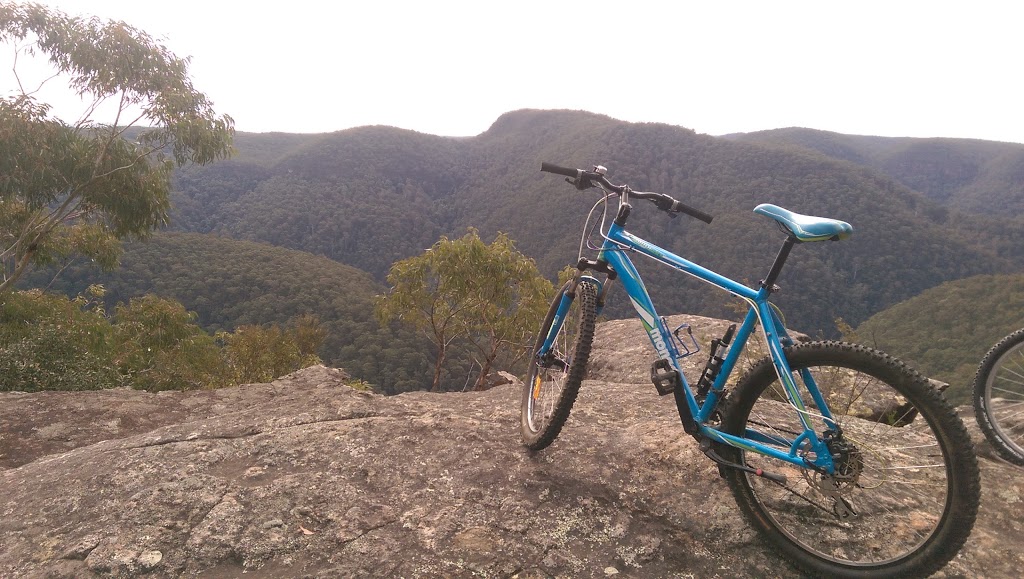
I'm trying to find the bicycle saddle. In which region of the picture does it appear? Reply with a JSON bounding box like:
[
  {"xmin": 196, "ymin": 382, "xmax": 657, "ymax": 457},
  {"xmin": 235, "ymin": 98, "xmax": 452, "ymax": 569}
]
[{"xmin": 753, "ymin": 204, "xmax": 853, "ymax": 242}]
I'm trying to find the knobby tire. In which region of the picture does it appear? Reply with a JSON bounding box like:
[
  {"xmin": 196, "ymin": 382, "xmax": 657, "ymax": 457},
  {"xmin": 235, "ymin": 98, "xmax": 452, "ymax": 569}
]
[
  {"xmin": 973, "ymin": 327, "xmax": 1024, "ymax": 466},
  {"xmin": 718, "ymin": 341, "xmax": 979, "ymax": 578},
  {"xmin": 520, "ymin": 280, "xmax": 597, "ymax": 450}
]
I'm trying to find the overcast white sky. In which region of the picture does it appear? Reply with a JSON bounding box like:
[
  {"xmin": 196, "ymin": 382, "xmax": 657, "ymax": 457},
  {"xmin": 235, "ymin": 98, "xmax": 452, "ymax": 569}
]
[{"xmin": 6, "ymin": 0, "xmax": 1024, "ymax": 143}]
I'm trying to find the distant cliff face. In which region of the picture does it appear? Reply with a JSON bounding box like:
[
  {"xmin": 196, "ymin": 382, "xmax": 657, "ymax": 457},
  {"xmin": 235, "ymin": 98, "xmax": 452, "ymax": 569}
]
[{"xmin": 1, "ymin": 316, "xmax": 1021, "ymax": 578}]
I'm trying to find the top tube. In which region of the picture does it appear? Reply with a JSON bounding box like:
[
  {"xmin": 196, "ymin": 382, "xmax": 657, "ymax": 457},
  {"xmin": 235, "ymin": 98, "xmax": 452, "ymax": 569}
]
[{"xmin": 602, "ymin": 222, "xmax": 762, "ymax": 303}]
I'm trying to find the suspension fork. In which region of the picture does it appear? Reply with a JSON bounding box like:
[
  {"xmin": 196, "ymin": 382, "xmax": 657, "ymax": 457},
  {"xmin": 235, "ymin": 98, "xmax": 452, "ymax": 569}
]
[{"xmin": 538, "ymin": 273, "xmax": 605, "ymax": 356}]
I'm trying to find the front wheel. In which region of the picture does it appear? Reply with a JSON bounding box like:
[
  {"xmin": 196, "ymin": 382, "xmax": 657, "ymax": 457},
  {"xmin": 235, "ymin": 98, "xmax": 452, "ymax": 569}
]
[
  {"xmin": 520, "ymin": 280, "xmax": 597, "ymax": 450},
  {"xmin": 719, "ymin": 341, "xmax": 979, "ymax": 578},
  {"xmin": 973, "ymin": 327, "xmax": 1024, "ymax": 466}
]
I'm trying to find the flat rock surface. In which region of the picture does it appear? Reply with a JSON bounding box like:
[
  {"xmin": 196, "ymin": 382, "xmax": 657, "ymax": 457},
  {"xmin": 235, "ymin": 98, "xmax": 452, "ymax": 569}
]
[{"xmin": 1, "ymin": 317, "xmax": 1022, "ymax": 578}]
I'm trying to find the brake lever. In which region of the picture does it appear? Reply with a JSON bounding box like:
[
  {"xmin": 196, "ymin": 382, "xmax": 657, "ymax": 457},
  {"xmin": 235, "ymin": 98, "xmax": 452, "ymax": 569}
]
[
  {"xmin": 566, "ymin": 175, "xmax": 595, "ymax": 191},
  {"xmin": 650, "ymin": 196, "xmax": 676, "ymax": 215}
]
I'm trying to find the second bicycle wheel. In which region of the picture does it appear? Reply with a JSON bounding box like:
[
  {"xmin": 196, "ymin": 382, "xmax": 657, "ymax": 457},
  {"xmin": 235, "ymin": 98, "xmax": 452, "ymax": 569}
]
[
  {"xmin": 973, "ymin": 327, "xmax": 1024, "ymax": 466},
  {"xmin": 520, "ymin": 280, "xmax": 597, "ymax": 451},
  {"xmin": 718, "ymin": 341, "xmax": 979, "ymax": 578}
]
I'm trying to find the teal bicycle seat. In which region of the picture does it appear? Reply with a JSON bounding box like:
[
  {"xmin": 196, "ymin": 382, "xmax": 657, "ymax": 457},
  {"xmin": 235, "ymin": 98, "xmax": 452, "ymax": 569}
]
[{"xmin": 753, "ymin": 204, "xmax": 853, "ymax": 242}]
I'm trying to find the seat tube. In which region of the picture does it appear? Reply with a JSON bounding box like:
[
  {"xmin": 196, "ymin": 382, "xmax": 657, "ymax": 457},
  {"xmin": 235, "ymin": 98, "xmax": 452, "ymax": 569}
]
[
  {"xmin": 757, "ymin": 295, "xmax": 835, "ymax": 470},
  {"xmin": 756, "ymin": 296, "xmax": 815, "ymax": 433}
]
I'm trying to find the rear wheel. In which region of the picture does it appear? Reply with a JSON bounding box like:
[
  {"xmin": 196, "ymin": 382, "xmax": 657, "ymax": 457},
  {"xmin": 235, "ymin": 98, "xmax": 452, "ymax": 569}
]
[
  {"xmin": 973, "ymin": 328, "xmax": 1024, "ymax": 465},
  {"xmin": 719, "ymin": 341, "xmax": 979, "ymax": 578},
  {"xmin": 520, "ymin": 280, "xmax": 596, "ymax": 450}
]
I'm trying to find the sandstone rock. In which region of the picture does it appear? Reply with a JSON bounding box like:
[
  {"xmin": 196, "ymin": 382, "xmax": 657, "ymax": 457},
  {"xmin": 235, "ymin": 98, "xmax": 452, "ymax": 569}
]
[{"xmin": 1, "ymin": 322, "xmax": 1021, "ymax": 578}]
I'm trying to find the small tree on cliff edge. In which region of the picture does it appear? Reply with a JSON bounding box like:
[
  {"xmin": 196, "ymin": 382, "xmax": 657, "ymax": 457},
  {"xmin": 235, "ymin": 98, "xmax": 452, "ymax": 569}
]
[
  {"xmin": 0, "ymin": 3, "xmax": 234, "ymax": 294},
  {"xmin": 375, "ymin": 229, "xmax": 552, "ymax": 392}
]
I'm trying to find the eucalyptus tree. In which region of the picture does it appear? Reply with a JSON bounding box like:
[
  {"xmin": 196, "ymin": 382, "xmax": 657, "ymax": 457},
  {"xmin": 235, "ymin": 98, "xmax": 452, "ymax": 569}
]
[
  {"xmin": 376, "ymin": 229, "xmax": 552, "ymax": 392},
  {"xmin": 0, "ymin": 3, "xmax": 234, "ymax": 294}
]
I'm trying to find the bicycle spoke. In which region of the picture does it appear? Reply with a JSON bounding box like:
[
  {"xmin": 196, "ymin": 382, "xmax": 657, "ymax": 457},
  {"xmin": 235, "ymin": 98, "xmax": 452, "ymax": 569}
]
[
  {"xmin": 995, "ymin": 364, "xmax": 1024, "ymax": 382},
  {"xmin": 992, "ymin": 405, "xmax": 1024, "ymax": 421},
  {"xmin": 991, "ymin": 385, "xmax": 1024, "ymax": 398},
  {"xmin": 993, "ymin": 377, "xmax": 1024, "ymax": 390}
]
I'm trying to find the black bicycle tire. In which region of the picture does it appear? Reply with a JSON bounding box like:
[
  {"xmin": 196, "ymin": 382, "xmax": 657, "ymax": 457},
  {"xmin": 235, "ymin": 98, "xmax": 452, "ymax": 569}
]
[
  {"xmin": 973, "ymin": 327, "xmax": 1024, "ymax": 466},
  {"xmin": 719, "ymin": 341, "xmax": 980, "ymax": 578},
  {"xmin": 520, "ymin": 280, "xmax": 597, "ymax": 450}
]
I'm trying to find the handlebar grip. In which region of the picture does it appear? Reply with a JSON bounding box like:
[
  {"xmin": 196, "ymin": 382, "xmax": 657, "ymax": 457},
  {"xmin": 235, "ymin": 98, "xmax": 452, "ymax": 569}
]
[
  {"xmin": 671, "ymin": 200, "xmax": 714, "ymax": 224},
  {"xmin": 540, "ymin": 162, "xmax": 579, "ymax": 178}
]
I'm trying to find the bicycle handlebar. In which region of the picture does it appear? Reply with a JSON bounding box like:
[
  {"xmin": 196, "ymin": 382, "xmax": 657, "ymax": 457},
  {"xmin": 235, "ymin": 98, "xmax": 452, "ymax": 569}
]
[
  {"xmin": 539, "ymin": 162, "xmax": 579, "ymax": 179},
  {"xmin": 540, "ymin": 162, "xmax": 713, "ymax": 224},
  {"xmin": 661, "ymin": 196, "xmax": 714, "ymax": 224}
]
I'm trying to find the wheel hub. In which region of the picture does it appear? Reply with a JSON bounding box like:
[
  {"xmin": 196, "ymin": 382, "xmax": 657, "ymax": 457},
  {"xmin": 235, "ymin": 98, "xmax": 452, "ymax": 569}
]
[{"xmin": 825, "ymin": 432, "xmax": 864, "ymax": 486}]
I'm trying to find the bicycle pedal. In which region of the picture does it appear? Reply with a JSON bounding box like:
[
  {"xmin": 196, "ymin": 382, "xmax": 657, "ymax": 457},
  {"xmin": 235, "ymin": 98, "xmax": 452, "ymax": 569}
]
[{"xmin": 650, "ymin": 358, "xmax": 680, "ymax": 396}]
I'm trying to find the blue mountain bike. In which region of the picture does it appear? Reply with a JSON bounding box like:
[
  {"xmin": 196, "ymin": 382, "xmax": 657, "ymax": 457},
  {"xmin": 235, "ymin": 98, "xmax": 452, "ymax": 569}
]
[{"xmin": 521, "ymin": 163, "xmax": 979, "ymax": 578}]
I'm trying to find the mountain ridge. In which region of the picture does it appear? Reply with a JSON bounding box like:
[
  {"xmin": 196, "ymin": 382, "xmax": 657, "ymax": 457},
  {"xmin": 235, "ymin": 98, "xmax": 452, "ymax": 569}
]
[
  {"xmin": 22, "ymin": 109, "xmax": 1024, "ymax": 395},
  {"xmin": 161, "ymin": 110, "xmax": 1019, "ymax": 337},
  {"xmin": 726, "ymin": 126, "xmax": 1024, "ymax": 214},
  {"xmin": 854, "ymin": 272, "xmax": 1024, "ymax": 404}
]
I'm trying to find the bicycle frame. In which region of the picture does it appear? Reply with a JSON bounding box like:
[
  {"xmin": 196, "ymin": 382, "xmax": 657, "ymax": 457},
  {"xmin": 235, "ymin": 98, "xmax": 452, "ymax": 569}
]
[
  {"xmin": 540, "ymin": 218, "xmax": 840, "ymax": 474},
  {"xmin": 527, "ymin": 165, "xmax": 979, "ymax": 577}
]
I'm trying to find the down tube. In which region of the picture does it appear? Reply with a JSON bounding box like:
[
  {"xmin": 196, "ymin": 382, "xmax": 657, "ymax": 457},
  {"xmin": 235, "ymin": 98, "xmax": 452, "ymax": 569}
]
[{"xmin": 598, "ymin": 248, "xmax": 703, "ymax": 415}]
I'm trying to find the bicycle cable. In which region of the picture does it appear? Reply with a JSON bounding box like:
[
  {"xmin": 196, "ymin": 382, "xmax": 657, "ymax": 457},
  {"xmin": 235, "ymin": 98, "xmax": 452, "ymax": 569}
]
[{"xmin": 578, "ymin": 194, "xmax": 610, "ymax": 260}]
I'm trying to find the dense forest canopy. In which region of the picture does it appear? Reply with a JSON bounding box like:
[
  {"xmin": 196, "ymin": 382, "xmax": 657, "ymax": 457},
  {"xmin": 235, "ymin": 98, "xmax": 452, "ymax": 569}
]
[
  {"xmin": 727, "ymin": 127, "xmax": 1024, "ymax": 215},
  {"xmin": 854, "ymin": 273, "xmax": 1024, "ymax": 405},
  {"xmin": 24, "ymin": 233, "xmax": 437, "ymax": 393},
  {"xmin": 20, "ymin": 109, "xmax": 1024, "ymax": 394},
  {"xmin": 165, "ymin": 110, "xmax": 1020, "ymax": 336}
]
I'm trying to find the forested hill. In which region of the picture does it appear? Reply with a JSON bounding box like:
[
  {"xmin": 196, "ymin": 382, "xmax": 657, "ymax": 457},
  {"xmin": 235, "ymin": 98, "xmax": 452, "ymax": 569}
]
[
  {"xmin": 854, "ymin": 273, "xmax": 1024, "ymax": 404},
  {"xmin": 725, "ymin": 127, "xmax": 1024, "ymax": 216},
  {"xmin": 167, "ymin": 109, "xmax": 1019, "ymax": 336},
  {"xmin": 32, "ymin": 233, "xmax": 434, "ymax": 394}
]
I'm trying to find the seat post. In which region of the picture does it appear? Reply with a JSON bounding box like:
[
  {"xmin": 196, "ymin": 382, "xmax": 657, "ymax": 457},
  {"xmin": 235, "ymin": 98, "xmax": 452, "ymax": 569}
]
[{"xmin": 761, "ymin": 236, "xmax": 798, "ymax": 292}]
